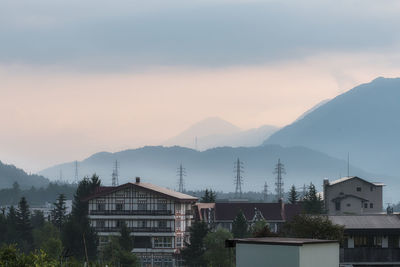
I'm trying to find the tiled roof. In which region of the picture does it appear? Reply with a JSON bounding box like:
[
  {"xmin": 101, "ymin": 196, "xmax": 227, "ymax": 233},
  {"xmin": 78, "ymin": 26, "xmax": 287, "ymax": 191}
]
[
  {"xmin": 329, "ymin": 176, "xmax": 384, "ymax": 187},
  {"xmin": 82, "ymin": 181, "xmax": 198, "ymax": 201},
  {"xmin": 328, "ymin": 215, "xmax": 400, "ymax": 229},
  {"xmin": 231, "ymin": 237, "xmax": 338, "ymax": 246}
]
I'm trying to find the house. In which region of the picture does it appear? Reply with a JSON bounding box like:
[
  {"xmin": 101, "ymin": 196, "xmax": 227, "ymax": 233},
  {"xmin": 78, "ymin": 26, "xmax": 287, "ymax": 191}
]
[
  {"xmin": 195, "ymin": 201, "xmax": 303, "ymax": 232},
  {"xmin": 83, "ymin": 177, "xmax": 198, "ymax": 266},
  {"xmin": 323, "ymin": 176, "xmax": 384, "ymax": 215},
  {"xmin": 329, "ymin": 214, "xmax": 400, "ymax": 266},
  {"xmin": 226, "ymin": 237, "xmax": 339, "ymax": 267}
]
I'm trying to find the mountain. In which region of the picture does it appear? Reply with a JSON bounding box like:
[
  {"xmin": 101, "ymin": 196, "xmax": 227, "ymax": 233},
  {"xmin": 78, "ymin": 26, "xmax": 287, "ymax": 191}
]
[
  {"xmin": 163, "ymin": 117, "xmax": 278, "ymax": 150},
  {"xmin": 0, "ymin": 160, "xmax": 49, "ymax": 189},
  {"xmin": 264, "ymin": 77, "xmax": 400, "ymax": 177},
  {"xmin": 39, "ymin": 145, "xmax": 374, "ymax": 194}
]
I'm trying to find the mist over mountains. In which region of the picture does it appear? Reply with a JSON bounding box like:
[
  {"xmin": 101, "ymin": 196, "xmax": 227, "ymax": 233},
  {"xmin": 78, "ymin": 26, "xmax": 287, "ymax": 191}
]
[
  {"xmin": 264, "ymin": 77, "xmax": 400, "ymax": 176},
  {"xmin": 0, "ymin": 161, "xmax": 48, "ymax": 189},
  {"xmin": 163, "ymin": 117, "xmax": 278, "ymax": 150}
]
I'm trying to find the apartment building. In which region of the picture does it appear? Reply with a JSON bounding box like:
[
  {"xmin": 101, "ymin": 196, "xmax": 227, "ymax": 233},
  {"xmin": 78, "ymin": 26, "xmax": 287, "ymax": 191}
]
[
  {"xmin": 83, "ymin": 177, "xmax": 197, "ymax": 266},
  {"xmin": 323, "ymin": 176, "xmax": 384, "ymax": 215}
]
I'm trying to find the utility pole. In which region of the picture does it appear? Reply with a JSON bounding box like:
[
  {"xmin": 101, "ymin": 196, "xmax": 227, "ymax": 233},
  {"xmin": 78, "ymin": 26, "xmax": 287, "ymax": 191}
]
[
  {"xmin": 74, "ymin": 161, "xmax": 79, "ymax": 184},
  {"xmin": 274, "ymin": 158, "xmax": 285, "ymax": 201},
  {"xmin": 234, "ymin": 158, "xmax": 244, "ymax": 199},
  {"xmin": 177, "ymin": 164, "xmax": 186, "ymax": 193},
  {"xmin": 263, "ymin": 181, "xmax": 268, "ymax": 202},
  {"xmin": 112, "ymin": 160, "xmax": 119, "ymax": 186}
]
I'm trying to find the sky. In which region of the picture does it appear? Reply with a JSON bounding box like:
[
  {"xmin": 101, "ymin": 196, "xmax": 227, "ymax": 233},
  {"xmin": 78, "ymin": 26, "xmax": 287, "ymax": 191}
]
[{"xmin": 1, "ymin": 0, "xmax": 400, "ymax": 172}]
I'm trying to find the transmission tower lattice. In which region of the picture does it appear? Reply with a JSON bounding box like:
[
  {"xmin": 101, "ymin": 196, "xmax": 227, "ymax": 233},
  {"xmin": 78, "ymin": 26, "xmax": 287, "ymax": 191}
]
[
  {"xmin": 112, "ymin": 160, "xmax": 119, "ymax": 186},
  {"xmin": 177, "ymin": 164, "xmax": 186, "ymax": 193},
  {"xmin": 234, "ymin": 158, "xmax": 244, "ymax": 198},
  {"xmin": 273, "ymin": 158, "xmax": 285, "ymax": 201},
  {"xmin": 263, "ymin": 181, "xmax": 268, "ymax": 202},
  {"xmin": 74, "ymin": 161, "xmax": 79, "ymax": 184}
]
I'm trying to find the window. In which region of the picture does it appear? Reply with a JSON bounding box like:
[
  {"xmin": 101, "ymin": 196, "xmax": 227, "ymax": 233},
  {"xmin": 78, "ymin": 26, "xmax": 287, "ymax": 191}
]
[
  {"xmin": 370, "ymin": 186, "xmax": 374, "ymax": 192},
  {"xmin": 356, "ymin": 187, "xmax": 362, "ymax": 192},
  {"xmin": 157, "ymin": 200, "xmax": 167, "ymax": 210},
  {"xmin": 370, "ymin": 203, "xmax": 374, "ymax": 209},
  {"xmin": 354, "ymin": 236, "xmax": 367, "ymax": 247},
  {"xmin": 346, "ymin": 203, "xmax": 351, "ymax": 207},
  {"xmin": 154, "ymin": 237, "xmax": 173, "ymax": 248},
  {"xmin": 97, "ymin": 220, "xmax": 105, "ymax": 228},
  {"xmin": 364, "ymin": 203, "xmax": 368, "ymax": 209},
  {"xmin": 138, "ymin": 220, "xmax": 146, "ymax": 228},
  {"xmin": 158, "ymin": 220, "xmax": 167, "ymax": 228},
  {"xmin": 176, "ymin": 236, "xmax": 183, "ymax": 247},
  {"xmin": 139, "ymin": 192, "xmax": 146, "ymax": 198},
  {"xmin": 116, "ymin": 220, "xmax": 125, "ymax": 228},
  {"xmin": 116, "ymin": 203, "xmax": 124, "ymax": 211},
  {"xmin": 374, "ymin": 236, "xmax": 382, "ymax": 247},
  {"xmin": 138, "ymin": 200, "xmax": 147, "ymax": 210},
  {"xmin": 97, "ymin": 203, "xmax": 105, "ymax": 211},
  {"xmin": 176, "ymin": 219, "xmax": 181, "ymax": 228},
  {"xmin": 335, "ymin": 202, "xmax": 341, "ymax": 211}
]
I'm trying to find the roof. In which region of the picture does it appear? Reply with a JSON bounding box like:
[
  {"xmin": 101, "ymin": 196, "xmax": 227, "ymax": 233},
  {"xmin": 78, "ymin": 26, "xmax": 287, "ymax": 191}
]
[
  {"xmin": 229, "ymin": 237, "xmax": 338, "ymax": 246},
  {"xmin": 213, "ymin": 202, "xmax": 303, "ymax": 221},
  {"xmin": 83, "ymin": 181, "xmax": 198, "ymax": 201},
  {"xmin": 328, "ymin": 176, "xmax": 384, "ymax": 187},
  {"xmin": 328, "ymin": 215, "xmax": 400, "ymax": 229}
]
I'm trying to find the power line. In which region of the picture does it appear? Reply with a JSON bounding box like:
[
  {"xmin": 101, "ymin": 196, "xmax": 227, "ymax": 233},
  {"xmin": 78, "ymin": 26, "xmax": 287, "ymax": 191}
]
[
  {"xmin": 234, "ymin": 158, "xmax": 244, "ymax": 199},
  {"xmin": 177, "ymin": 164, "xmax": 186, "ymax": 192},
  {"xmin": 263, "ymin": 181, "xmax": 268, "ymax": 202},
  {"xmin": 273, "ymin": 158, "xmax": 285, "ymax": 201},
  {"xmin": 112, "ymin": 160, "xmax": 119, "ymax": 186}
]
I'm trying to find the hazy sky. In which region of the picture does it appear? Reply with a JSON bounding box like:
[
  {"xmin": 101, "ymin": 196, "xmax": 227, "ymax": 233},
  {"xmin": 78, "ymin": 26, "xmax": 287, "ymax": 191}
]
[{"xmin": 1, "ymin": 0, "xmax": 400, "ymax": 172}]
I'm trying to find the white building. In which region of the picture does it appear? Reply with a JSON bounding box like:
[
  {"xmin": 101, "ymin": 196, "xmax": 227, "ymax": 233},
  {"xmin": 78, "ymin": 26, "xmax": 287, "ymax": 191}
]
[
  {"xmin": 228, "ymin": 237, "xmax": 339, "ymax": 267},
  {"xmin": 83, "ymin": 177, "xmax": 198, "ymax": 266}
]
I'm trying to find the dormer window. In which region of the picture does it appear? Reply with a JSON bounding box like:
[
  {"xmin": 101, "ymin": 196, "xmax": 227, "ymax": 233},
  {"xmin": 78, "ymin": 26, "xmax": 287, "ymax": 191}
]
[{"xmin": 356, "ymin": 187, "xmax": 361, "ymax": 192}]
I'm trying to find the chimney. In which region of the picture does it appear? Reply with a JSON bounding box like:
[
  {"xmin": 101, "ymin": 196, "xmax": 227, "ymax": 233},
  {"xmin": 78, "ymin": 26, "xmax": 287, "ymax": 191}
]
[{"xmin": 135, "ymin": 177, "xmax": 140, "ymax": 183}]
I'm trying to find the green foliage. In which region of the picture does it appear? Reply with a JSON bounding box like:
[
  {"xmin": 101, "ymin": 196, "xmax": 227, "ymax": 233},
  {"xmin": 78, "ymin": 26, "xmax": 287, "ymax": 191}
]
[
  {"xmin": 119, "ymin": 223, "xmax": 133, "ymax": 251},
  {"xmin": 0, "ymin": 244, "xmax": 57, "ymax": 267},
  {"xmin": 200, "ymin": 189, "xmax": 217, "ymax": 203},
  {"xmin": 282, "ymin": 214, "xmax": 344, "ymax": 242},
  {"xmin": 181, "ymin": 221, "xmax": 209, "ymax": 267},
  {"xmin": 100, "ymin": 237, "xmax": 139, "ymax": 267},
  {"xmin": 16, "ymin": 197, "xmax": 33, "ymax": 252},
  {"xmin": 51, "ymin": 193, "xmax": 67, "ymax": 231},
  {"xmin": 31, "ymin": 210, "xmax": 45, "ymax": 229},
  {"xmin": 33, "ymin": 223, "xmax": 63, "ymax": 260},
  {"xmin": 303, "ymin": 183, "xmax": 324, "ymax": 214},
  {"xmin": 204, "ymin": 228, "xmax": 234, "ymax": 267},
  {"xmin": 232, "ymin": 210, "xmax": 249, "ymax": 238},
  {"xmin": 249, "ymin": 219, "xmax": 277, "ymax": 238},
  {"xmin": 288, "ymin": 185, "xmax": 298, "ymax": 204}
]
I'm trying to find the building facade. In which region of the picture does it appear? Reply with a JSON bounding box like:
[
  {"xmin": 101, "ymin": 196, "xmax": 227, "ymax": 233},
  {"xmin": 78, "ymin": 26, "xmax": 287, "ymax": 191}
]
[
  {"xmin": 84, "ymin": 177, "xmax": 197, "ymax": 266},
  {"xmin": 323, "ymin": 176, "xmax": 384, "ymax": 215},
  {"xmin": 329, "ymin": 214, "xmax": 400, "ymax": 266}
]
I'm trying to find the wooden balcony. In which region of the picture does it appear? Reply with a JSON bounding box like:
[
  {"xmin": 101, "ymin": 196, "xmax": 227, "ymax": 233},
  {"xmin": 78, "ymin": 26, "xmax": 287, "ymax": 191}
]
[
  {"xmin": 89, "ymin": 210, "xmax": 173, "ymax": 216},
  {"xmin": 341, "ymin": 248, "xmax": 400, "ymax": 263}
]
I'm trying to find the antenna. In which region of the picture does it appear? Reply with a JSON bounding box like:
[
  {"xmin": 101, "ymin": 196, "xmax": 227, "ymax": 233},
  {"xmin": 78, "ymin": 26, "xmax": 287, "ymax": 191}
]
[
  {"xmin": 263, "ymin": 181, "xmax": 268, "ymax": 202},
  {"xmin": 112, "ymin": 160, "xmax": 119, "ymax": 186},
  {"xmin": 234, "ymin": 158, "xmax": 244, "ymax": 198},
  {"xmin": 273, "ymin": 158, "xmax": 285, "ymax": 201},
  {"xmin": 347, "ymin": 152, "xmax": 350, "ymax": 177},
  {"xmin": 177, "ymin": 164, "xmax": 186, "ymax": 192},
  {"xmin": 74, "ymin": 161, "xmax": 79, "ymax": 184}
]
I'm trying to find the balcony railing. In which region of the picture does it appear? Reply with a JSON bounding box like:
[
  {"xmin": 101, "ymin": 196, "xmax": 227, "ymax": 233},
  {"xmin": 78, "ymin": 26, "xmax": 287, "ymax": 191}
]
[
  {"xmin": 89, "ymin": 210, "xmax": 173, "ymax": 216},
  {"xmin": 95, "ymin": 226, "xmax": 174, "ymax": 233},
  {"xmin": 341, "ymin": 248, "xmax": 400, "ymax": 262}
]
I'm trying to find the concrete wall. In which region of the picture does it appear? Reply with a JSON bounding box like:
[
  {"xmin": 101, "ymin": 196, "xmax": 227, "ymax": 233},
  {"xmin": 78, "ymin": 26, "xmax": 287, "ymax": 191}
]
[
  {"xmin": 299, "ymin": 243, "xmax": 339, "ymax": 267},
  {"xmin": 236, "ymin": 243, "xmax": 300, "ymax": 267}
]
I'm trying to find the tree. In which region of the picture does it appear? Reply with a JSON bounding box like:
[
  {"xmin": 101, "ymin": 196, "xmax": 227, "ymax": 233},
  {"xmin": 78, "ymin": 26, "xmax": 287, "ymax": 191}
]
[
  {"xmin": 204, "ymin": 228, "xmax": 234, "ymax": 267},
  {"xmin": 100, "ymin": 237, "xmax": 139, "ymax": 267},
  {"xmin": 0, "ymin": 244, "xmax": 57, "ymax": 267},
  {"xmin": 31, "ymin": 210, "xmax": 45, "ymax": 229},
  {"xmin": 51, "ymin": 194, "xmax": 67, "ymax": 231},
  {"xmin": 232, "ymin": 210, "xmax": 249, "ymax": 238},
  {"xmin": 16, "ymin": 197, "xmax": 33, "ymax": 252},
  {"xmin": 249, "ymin": 219, "xmax": 277, "ymax": 238},
  {"xmin": 181, "ymin": 221, "xmax": 209, "ymax": 267},
  {"xmin": 288, "ymin": 185, "xmax": 298, "ymax": 204},
  {"xmin": 6, "ymin": 206, "xmax": 18, "ymax": 244},
  {"xmin": 201, "ymin": 189, "xmax": 216, "ymax": 203},
  {"xmin": 33, "ymin": 223, "xmax": 63, "ymax": 260},
  {"xmin": 282, "ymin": 214, "xmax": 344, "ymax": 242},
  {"xmin": 62, "ymin": 174, "xmax": 100, "ymax": 261},
  {"xmin": 303, "ymin": 183, "xmax": 324, "ymax": 214},
  {"xmin": 119, "ymin": 223, "xmax": 133, "ymax": 252}
]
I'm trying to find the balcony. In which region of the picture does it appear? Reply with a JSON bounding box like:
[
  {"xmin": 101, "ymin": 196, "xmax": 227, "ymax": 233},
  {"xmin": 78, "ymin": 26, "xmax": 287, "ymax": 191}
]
[
  {"xmin": 89, "ymin": 210, "xmax": 173, "ymax": 216},
  {"xmin": 95, "ymin": 226, "xmax": 174, "ymax": 233},
  {"xmin": 341, "ymin": 248, "xmax": 400, "ymax": 263}
]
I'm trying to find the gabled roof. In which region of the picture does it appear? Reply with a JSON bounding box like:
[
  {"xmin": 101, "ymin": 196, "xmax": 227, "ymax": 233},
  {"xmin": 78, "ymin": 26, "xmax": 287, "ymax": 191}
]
[
  {"xmin": 329, "ymin": 176, "xmax": 384, "ymax": 187},
  {"xmin": 328, "ymin": 215, "xmax": 400, "ymax": 230},
  {"xmin": 82, "ymin": 181, "xmax": 198, "ymax": 202}
]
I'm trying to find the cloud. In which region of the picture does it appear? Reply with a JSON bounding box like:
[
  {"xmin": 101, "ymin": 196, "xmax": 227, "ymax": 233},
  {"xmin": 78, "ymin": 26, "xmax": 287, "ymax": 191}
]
[{"xmin": 1, "ymin": 0, "xmax": 400, "ymax": 70}]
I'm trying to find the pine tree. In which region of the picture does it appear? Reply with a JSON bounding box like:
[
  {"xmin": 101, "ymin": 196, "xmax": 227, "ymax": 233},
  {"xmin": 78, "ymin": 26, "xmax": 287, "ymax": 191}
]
[
  {"xmin": 288, "ymin": 185, "xmax": 298, "ymax": 204},
  {"xmin": 232, "ymin": 210, "xmax": 249, "ymax": 238},
  {"xmin": 51, "ymin": 194, "xmax": 67, "ymax": 231},
  {"xmin": 6, "ymin": 206, "xmax": 19, "ymax": 244},
  {"xmin": 201, "ymin": 189, "xmax": 216, "ymax": 203},
  {"xmin": 181, "ymin": 221, "xmax": 209, "ymax": 267},
  {"xmin": 16, "ymin": 197, "xmax": 33, "ymax": 251},
  {"xmin": 119, "ymin": 222, "xmax": 133, "ymax": 252},
  {"xmin": 303, "ymin": 183, "xmax": 324, "ymax": 214}
]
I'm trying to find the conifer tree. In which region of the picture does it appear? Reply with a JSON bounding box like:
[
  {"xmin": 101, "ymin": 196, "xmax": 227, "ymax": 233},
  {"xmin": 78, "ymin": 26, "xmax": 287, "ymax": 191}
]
[
  {"xmin": 16, "ymin": 197, "xmax": 33, "ymax": 251},
  {"xmin": 119, "ymin": 222, "xmax": 133, "ymax": 252},
  {"xmin": 181, "ymin": 221, "xmax": 209, "ymax": 267},
  {"xmin": 303, "ymin": 183, "xmax": 324, "ymax": 214},
  {"xmin": 51, "ymin": 194, "xmax": 67, "ymax": 231},
  {"xmin": 232, "ymin": 210, "xmax": 249, "ymax": 238},
  {"xmin": 288, "ymin": 185, "xmax": 299, "ymax": 204}
]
